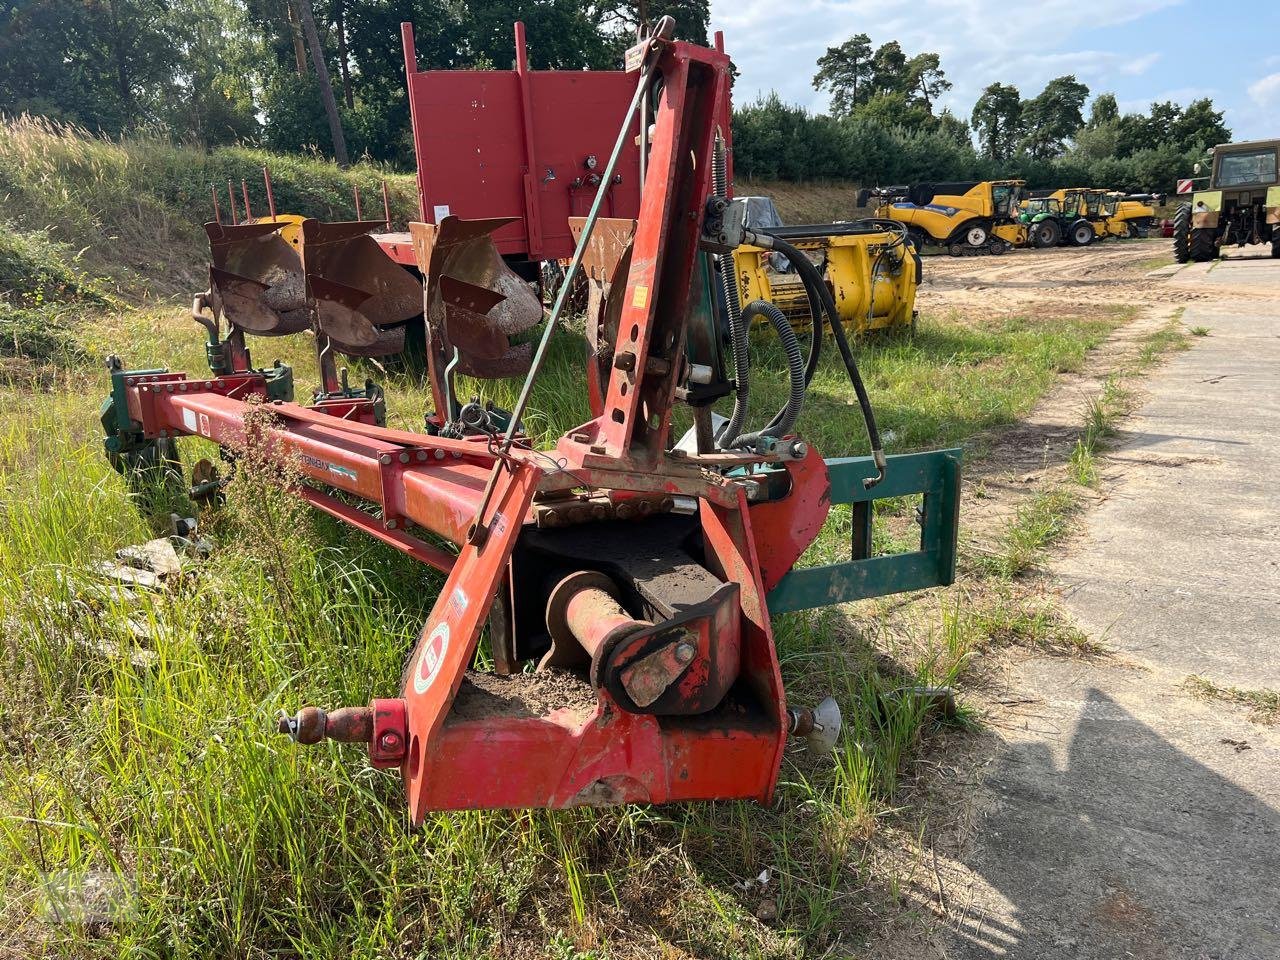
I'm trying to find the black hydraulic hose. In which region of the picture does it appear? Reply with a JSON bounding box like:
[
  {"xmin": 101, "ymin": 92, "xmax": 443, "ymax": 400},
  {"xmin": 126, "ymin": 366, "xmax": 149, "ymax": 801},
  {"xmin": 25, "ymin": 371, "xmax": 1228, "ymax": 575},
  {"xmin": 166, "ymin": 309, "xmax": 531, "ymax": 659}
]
[
  {"xmin": 754, "ymin": 230, "xmax": 887, "ymax": 488},
  {"xmin": 791, "ymin": 218, "xmax": 906, "ymax": 390},
  {"xmin": 731, "ymin": 300, "xmax": 806, "ymax": 451},
  {"xmin": 719, "ymin": 268, "xmax": 751, "ymax": 447},
  {"xmin": 712, "ymin": 133, "xmax": 751, "ymax": 448}
]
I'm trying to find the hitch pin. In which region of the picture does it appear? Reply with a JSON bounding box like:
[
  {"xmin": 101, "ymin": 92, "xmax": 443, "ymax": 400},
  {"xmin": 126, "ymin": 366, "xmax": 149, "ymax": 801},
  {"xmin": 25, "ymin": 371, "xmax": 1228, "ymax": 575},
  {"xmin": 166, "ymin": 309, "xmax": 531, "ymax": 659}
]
[{"xmin": 276, "ymin": 700, "xmax": 409, "ymax": 767}]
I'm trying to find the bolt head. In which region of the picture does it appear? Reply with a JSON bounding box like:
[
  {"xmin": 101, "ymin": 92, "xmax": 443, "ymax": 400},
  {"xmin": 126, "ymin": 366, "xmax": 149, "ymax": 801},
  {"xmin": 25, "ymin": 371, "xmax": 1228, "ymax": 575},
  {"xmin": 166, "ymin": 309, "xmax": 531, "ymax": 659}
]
[
  {"xmin": 675, "ymin": 641, "xmax": 697, "ymax": 663},
  {"xmin": 378, "ymin": 731, "xmax": 401, "ymax": 751}
]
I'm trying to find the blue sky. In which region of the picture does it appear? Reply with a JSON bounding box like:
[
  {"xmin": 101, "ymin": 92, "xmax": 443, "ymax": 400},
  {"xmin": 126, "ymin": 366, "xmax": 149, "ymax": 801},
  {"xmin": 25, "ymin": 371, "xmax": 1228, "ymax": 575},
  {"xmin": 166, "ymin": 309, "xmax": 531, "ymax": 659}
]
[{"xmin": 711, "ymin": 0, "xmax": 1280, "ymax": 141}]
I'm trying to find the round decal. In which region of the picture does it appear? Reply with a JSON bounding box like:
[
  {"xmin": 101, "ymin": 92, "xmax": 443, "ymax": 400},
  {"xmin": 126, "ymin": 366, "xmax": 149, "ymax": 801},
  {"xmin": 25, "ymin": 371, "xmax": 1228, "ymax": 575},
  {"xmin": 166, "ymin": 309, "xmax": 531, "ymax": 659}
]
[{"xmin": 413, "ymin": 622, "xmax": 450, "ymax": 694}]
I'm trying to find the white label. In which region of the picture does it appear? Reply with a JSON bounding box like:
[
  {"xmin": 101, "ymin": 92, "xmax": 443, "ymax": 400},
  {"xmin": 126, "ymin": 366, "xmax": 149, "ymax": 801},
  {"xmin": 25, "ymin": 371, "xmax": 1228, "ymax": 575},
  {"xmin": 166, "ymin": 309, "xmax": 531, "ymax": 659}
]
[
  {"xmin": 413, "ymin": 622, "xmax": 450, "ymax": 694},
  {"xmin": 198, "ymin": 413, "xmax": 211, "ymax": 438},
  {"xmin": 433, "ymin": 204, "xmax": 451, "ymax": 222},
  {"xmin": 182, "ymin": 408, "xmax": 198, "ymax": 433},
  {"xmin": 451, "ymin": 587, "xmax": 469, "ymax": 613}
]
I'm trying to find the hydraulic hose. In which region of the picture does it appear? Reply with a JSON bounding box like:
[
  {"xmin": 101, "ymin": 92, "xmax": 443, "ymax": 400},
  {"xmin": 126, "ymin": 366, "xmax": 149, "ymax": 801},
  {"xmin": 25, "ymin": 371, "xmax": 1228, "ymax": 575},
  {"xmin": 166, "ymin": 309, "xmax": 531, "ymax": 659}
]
[
  {"xmin": 730, "ymin": 300, "xmax": 806, "ymax": 451},
  {"xmin": 712, "ymin": 132, "xmax": 751, "ymax": 448},
  {"xmin": 751, "ymin": 229, "xmax": 888, "ymax": 488}
]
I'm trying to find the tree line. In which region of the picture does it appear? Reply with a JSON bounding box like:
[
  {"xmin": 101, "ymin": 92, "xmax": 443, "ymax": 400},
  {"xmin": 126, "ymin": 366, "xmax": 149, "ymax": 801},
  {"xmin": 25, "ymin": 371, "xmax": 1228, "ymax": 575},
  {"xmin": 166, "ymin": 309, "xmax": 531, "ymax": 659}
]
[
  {"xmin": 0, "ymin": 7, "xmax": 1230, "ymax": 193},
  {"xmin": 0, "ymin": 0, "xmax": 708, "ymax": 166},
  {"xmin": 734, "ymin": 34, "xmax": 1230, "ymax": 193}
]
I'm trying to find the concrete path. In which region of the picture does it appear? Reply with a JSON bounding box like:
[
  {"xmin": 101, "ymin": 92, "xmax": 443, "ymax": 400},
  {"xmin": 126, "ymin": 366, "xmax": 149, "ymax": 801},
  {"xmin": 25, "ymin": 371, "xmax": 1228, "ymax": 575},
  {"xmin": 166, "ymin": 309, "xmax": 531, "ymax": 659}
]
[{"xmin": 947, "ymin": 255, "xmax": 1280, "ymax": 959}]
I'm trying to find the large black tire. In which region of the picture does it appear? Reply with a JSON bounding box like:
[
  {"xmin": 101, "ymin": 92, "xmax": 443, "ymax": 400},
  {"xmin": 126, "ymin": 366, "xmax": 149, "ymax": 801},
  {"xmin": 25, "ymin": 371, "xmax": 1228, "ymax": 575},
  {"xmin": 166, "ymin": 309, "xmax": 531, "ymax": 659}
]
[
  {"xmin": 1273, "ymin": 237, "xmax": 1280, "ymax": 259},
  {"xmin": 1172, "ymin": 203, "xmax": 1190, "ymax": 263},
  {"xmin": 1032, "ymin": 219, "xmax": 1061, "ymax": 248},
  {"xmin": 1188, "ymin": 227, "xmax": 1217, "ymax": 263},
  {"xmin": 1068, "ymin": 220, "xmax": 1095, "ymax": 247}
]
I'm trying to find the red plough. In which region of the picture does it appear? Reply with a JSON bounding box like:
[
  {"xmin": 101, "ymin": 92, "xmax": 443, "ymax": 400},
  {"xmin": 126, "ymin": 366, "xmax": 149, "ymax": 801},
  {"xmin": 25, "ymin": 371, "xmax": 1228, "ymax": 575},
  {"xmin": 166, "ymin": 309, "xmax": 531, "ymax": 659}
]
[{"xmin": 102, "ymin": 22, "xmax": 960, "ymax": 817}]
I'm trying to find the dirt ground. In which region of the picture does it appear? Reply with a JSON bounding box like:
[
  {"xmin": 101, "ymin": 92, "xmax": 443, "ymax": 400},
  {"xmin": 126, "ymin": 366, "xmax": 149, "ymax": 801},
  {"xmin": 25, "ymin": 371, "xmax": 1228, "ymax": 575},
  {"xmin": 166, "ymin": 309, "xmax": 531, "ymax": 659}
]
[{"xmin": 872, "ymin": 242, "xmax": 1280, "ymax": 958}]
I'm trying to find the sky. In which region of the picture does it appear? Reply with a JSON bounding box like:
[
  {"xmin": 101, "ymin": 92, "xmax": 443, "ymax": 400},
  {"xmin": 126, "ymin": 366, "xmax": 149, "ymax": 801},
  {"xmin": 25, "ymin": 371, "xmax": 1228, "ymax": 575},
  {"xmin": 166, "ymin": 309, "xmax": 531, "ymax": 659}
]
[{"xmin": 710, "ymin": 0, "xmax": 1280, "ymax": 141}]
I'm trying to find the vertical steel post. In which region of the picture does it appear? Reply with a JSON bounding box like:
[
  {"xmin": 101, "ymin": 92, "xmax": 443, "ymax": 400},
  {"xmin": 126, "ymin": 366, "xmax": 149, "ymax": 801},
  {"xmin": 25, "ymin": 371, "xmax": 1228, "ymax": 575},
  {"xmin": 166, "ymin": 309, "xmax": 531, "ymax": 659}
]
[{"xmin": 263, "ymin": 166, "xmax": 277, "ymax": 220}]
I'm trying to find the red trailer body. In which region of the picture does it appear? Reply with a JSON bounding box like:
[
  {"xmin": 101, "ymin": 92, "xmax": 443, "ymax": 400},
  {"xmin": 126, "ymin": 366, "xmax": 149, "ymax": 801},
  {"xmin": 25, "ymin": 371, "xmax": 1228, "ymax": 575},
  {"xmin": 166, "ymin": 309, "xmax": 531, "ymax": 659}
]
[{"xmin": 382, "ymin": 22, "xmax": 732, "ymax": 268}]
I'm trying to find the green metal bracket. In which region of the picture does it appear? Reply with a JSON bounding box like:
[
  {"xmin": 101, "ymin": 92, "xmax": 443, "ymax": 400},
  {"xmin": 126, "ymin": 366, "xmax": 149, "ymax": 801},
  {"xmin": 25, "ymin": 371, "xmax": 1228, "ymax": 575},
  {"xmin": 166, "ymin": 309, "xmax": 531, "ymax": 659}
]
[{"xmin": 766, "ymin": 448, "xmax": 962, "ymax": 614}]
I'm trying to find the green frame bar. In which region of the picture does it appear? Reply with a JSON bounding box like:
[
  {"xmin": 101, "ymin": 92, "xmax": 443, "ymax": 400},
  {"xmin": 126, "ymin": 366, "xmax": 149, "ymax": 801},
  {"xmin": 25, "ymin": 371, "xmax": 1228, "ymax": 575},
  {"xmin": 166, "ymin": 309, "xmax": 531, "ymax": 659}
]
[{"xmin": 766, "ymin": 448, "xmax": 962, "ymax": 614}]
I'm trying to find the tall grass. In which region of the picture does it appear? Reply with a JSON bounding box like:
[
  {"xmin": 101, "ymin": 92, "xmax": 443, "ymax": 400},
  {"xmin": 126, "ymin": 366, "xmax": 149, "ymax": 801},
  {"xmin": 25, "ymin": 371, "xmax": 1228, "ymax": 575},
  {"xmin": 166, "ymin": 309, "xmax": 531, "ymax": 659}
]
[
  {"xmin": 0, "ymin": 115, "xmax": 419, "ymax": 299},
  {"xmin": 0, "ymin": 121, "xmax": 1138, "ymax": 955},
  {"xmin": 0, "ymin": 293, "xmax": 1127, "ymax": 956}
]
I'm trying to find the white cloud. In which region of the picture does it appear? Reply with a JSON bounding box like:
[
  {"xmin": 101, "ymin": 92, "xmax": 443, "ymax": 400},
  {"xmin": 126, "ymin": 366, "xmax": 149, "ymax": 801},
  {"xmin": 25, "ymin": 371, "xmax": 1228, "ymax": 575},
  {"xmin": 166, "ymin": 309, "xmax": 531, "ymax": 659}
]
[
  {"xmin": 1121, "ymin": 52, "xmax": 1161, "ymax": 76},
  {"xmin": 1248, "ymin": 72, "xmax": 1280, "ymax": 108},
  {"xmin": 714, "ymin": 0, "xmax": 1184, "ymax": 114}
]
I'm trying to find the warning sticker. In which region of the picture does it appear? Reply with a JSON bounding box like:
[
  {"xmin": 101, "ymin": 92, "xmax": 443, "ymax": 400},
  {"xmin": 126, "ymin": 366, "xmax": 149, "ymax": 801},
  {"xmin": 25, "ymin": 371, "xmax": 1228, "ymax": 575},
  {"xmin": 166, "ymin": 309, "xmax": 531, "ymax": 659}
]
[
  {"xmin": 182, "ymin": 408, "xmax": 198, "ymax": 433},
  {"xmin": 632, "ymin": 285, "xmax": 649, "ymax": 309},
  {"xmin": 198, "ymin": 413, "xmax": 211, "ymax": 438},
  {"xmin": 413, "ymin": 622, "xmax": 450, "ymax": 694}
]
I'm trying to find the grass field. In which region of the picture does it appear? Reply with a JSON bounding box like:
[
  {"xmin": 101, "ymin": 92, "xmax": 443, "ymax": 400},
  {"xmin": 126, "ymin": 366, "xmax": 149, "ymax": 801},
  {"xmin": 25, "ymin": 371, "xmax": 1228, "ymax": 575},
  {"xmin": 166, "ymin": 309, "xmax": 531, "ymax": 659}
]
[{"xmin": 1, "ymin": 119, "xmax": 1132, "ymax": 959}]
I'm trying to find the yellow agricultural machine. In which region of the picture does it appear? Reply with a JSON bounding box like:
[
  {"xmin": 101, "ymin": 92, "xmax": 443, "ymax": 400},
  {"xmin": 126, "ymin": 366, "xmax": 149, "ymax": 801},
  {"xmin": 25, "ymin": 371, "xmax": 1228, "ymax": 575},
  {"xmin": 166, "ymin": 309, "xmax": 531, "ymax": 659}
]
[
  {"xmin": 733, "ymin": 229, "xmax": 917, "ymax": 334},
  {"xmin": 730, "ymin": 197, "xmax": 918, "ymax": 335},
  {"xmin": 571, "ymin": 196, "xmax": 920, "ymax": 401},
  {"xmin": 1102, "ymin": 193, "xmax": 1161, "ymax": 238},
  {"xmin": 859, "ymin": 180, "xmax": 1027, "ymax": 255}
]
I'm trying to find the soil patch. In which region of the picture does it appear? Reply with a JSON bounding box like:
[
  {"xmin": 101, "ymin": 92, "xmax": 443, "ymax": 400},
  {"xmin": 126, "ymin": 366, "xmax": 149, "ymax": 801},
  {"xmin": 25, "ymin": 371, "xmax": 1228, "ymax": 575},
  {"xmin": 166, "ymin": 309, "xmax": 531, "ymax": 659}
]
[{"xmin": 449, "ymin": 667, "xmax": 598, "ymax": 723}]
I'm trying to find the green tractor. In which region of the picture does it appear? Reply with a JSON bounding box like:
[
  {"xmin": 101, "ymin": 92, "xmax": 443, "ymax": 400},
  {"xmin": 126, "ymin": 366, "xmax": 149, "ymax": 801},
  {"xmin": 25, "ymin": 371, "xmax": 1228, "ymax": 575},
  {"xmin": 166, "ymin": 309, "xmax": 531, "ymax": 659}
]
[
  {"xmin": 1174, "ymin": 138, "xmax": 1280, "ymax": 263},
  {"xmin": 1019, "ymin": 191, "xmax": 1096, "ymax": 248}
]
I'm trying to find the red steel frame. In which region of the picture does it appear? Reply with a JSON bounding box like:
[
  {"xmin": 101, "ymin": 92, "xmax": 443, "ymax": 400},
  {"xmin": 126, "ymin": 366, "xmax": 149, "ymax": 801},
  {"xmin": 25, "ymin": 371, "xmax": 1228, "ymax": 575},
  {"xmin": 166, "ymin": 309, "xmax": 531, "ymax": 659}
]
[{"xmin": 111, "ymin": 35, "xmax": 809, "ymax": 818}]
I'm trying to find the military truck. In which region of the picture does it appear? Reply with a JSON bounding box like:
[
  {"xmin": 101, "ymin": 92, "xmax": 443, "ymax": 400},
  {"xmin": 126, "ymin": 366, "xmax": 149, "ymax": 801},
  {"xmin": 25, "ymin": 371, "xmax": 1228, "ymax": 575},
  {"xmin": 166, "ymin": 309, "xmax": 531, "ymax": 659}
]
[{"xmin": 1173, "ymin": 139, "xmax": 1280, "ymax": 262}]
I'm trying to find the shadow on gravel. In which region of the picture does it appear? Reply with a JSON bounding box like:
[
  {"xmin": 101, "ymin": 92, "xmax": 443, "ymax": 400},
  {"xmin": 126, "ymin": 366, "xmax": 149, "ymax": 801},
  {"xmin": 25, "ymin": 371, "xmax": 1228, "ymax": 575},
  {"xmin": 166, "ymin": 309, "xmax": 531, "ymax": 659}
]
[{"xmin": 945, "ymin": 688, "xmax": 1280, "ymax": 960}]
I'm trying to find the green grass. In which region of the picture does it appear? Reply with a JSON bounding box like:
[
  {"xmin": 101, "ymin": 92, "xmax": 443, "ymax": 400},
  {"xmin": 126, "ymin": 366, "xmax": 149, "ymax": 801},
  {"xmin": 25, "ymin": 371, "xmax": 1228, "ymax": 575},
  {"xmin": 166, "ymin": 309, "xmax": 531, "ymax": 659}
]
[
  {"xmin": 0, "ymin": 296, "xmax": 1126, "ymax": 957},
  {"xmin": 0, "ymin": 115, "xmax": 418, "ymax": 300},
  {"xmin": 0, "ymin": 124, "xmax": 1140, "ymax": 957},
  {"xmin": 1184, "ymin": 676, "xmax": 1280, "ymax": 725}
]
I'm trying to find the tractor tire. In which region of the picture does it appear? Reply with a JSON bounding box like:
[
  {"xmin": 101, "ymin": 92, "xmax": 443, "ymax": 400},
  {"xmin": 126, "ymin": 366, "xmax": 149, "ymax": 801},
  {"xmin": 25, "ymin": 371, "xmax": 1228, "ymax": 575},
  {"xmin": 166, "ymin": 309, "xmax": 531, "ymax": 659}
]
[
  {"xmin": 1273, "ymin": 237, "xmax": 1280, "ymax": 259},
  {"xmin": 1068, "ymin": 220, "xmax": 1095, "ymax": 247},
  {"xmin": 948, "ymin": 242, "xmax": 965, "ymax": 257},
  {"xmin": 1033, "ymin": 219, "xmax": 1061, "ymax": 249},
  {"xmin": 963, "ymin": 223, "xmax": 989, "ymax": 249},
  {"xmin": 1188, "ymin": 227, "xmax": 1217, "ymax": 263},
  {"xmin": 1172, "ymin": 203, "xmax": 1191, "ymax": 263},
  {"xmin": 988, "ymin": 238, "xmax": 1009, "ymax": 255}
]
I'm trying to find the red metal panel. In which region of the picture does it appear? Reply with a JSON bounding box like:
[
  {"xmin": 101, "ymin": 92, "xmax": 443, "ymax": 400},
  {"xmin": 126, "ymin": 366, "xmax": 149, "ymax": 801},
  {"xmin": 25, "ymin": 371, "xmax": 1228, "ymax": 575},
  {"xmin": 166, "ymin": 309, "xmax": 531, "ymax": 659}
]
[
  {"xmin": 749, "ymin": 447, "xmax": 833, "ymax": 592},
  {"xmin": 406, "ymin": 68, "xmax": 641, "ymax": 260},
  {"xmin": 699, "ymin": 490, "xmax": 787, "ymax": 803},
  {"xmin": 417, "ymin": 710, "xmax": 778, "ymax": 810},
  {"xmin": 401, "ymin": 460, "xmax": 543, "ymax": 824}
]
